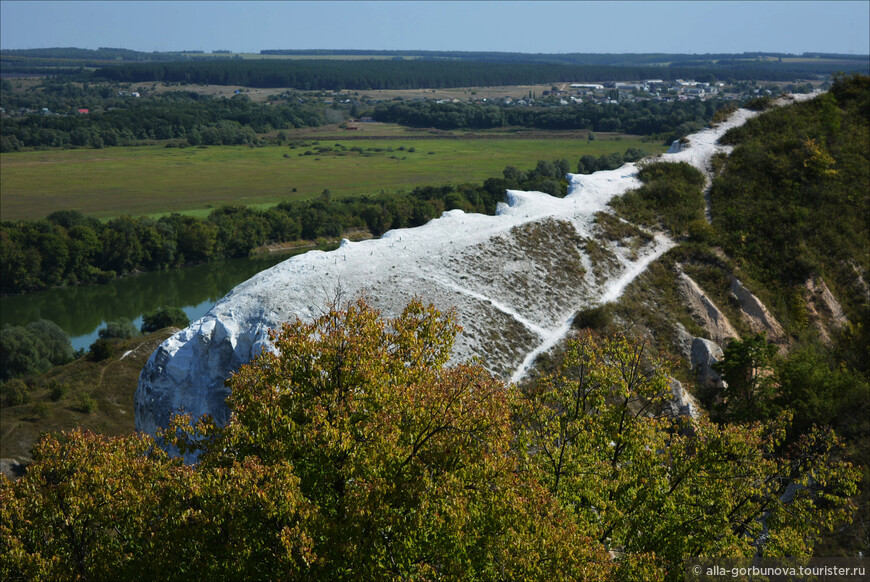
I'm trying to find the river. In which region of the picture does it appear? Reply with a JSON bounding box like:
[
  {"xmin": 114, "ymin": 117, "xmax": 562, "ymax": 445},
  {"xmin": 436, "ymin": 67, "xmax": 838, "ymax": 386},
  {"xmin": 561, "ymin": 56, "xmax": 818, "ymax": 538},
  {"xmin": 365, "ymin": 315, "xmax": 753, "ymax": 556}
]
[{"xmin": 0, "ymin": 247, "xmax": 334, "ymax": 352}]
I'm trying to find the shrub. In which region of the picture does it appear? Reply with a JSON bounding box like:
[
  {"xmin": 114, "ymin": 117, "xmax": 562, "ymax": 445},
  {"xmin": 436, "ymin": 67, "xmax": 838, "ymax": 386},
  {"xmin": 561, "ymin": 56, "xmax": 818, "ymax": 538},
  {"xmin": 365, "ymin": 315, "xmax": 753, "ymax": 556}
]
[
  {"xmin": 88, "ymin": 339, "xmax": 115, "ymax": 362},
  {"xmin": 0, "ymin": 320, "xmax": 73, "ymax": 381},
  {"xmin": 33, "ymin": 400, "xmax": 50, "ymax": 419},
  {"xmin": 98, "ymin": 318, "xmax": 138, "ymax": 340},
  {"xmin": 744, "ymin": 95, "xmax": 772, "ymax": 111},
  {"xmin": 140, "ymin": 308, "xmax": 190, "ymax": 334},
  {"xmin": 0, "ymin": 378, "xmax": 30, "ymax": 406},
  {"xmin": 572, "ymin": 304, "xmax": 614, "ymax": 332},
  {"xmin": 47, "ymin": 379, "xmax": 69, "ymax": 401},
  {"xmin": 79, "ymin": 392, "xmax": 97, "ymax": 414}
]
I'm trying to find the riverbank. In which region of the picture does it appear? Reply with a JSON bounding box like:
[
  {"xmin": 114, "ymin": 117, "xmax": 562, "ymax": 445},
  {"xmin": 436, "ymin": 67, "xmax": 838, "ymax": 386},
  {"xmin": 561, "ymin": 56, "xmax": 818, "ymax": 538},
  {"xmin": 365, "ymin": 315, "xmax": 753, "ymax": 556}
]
[{"xmin": 0, "ymin": 246, "xmax": 336, "ymax": 351}]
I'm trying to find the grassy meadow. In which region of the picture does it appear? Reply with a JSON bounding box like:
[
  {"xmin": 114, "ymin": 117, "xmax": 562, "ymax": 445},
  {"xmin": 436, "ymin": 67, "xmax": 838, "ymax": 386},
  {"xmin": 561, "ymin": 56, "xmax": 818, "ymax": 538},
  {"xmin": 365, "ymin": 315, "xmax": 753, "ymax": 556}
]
[{"xmin": 1, "ymin": 132, "xmax": 666, "ymax": 221}]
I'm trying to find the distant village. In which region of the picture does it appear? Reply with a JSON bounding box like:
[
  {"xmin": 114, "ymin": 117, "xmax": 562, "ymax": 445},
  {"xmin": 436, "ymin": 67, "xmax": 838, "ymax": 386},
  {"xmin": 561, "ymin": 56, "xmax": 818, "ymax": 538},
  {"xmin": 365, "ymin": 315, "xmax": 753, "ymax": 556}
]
[
  {"xmin": 313, "ymin": 77, "xmax": 819, "ymax": 109},
  {"xmin": 416, "ymin": 78, "xmax": 818, "ymax": 107},
  {"xmin": 1, "ymin": 77, "xmax": 822, "ymax": 119}
]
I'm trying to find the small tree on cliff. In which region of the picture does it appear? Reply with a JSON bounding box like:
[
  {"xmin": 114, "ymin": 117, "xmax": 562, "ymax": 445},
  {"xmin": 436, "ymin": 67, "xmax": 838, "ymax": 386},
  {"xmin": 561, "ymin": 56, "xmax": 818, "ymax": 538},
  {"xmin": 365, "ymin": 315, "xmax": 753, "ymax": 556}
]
[{"xmin": 712, "ymin": 332, "xmax": 778, "ymax": 422}]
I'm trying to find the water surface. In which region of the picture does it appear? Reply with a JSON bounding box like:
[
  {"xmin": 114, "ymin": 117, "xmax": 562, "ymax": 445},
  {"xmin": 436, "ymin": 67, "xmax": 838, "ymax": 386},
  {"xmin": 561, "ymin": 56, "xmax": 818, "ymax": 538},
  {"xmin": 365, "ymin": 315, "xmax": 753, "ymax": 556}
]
[{"xmin": 1, "ymin": 247, "xmax": 333, "ymax": 351}]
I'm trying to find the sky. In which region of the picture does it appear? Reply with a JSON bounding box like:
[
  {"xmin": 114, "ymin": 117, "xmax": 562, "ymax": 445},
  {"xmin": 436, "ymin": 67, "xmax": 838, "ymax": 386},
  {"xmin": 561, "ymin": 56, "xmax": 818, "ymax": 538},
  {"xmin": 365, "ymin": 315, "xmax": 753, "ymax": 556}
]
[{"xmin": 1, "ymin": 1, "xmax": 868, "ymax": 55}]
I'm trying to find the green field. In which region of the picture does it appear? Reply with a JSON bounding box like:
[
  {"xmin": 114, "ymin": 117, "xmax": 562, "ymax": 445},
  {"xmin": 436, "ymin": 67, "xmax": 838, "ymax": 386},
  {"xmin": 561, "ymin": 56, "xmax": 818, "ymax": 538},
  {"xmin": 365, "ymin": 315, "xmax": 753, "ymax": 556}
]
[{"xmin": 0, "ymin": 136, "xmax": 665, "ymax": 221}]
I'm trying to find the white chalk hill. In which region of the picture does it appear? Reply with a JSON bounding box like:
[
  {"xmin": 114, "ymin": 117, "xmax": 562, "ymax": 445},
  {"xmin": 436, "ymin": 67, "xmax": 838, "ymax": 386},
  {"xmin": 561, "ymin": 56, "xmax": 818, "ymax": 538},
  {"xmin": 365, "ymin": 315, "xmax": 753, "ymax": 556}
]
[{"xmin": 136, "ymin": 109, "xmax": 757, "ymax": 437}]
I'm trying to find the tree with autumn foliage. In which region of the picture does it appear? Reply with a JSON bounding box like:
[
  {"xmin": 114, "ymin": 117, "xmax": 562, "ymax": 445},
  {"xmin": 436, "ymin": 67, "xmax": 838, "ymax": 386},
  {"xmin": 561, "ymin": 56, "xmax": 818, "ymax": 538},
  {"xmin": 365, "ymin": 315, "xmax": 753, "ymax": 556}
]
[
  {"xmin": 2, "ymin": 297, "xmax": 610, "ymax": 581},
  {"xmin": 0, "ymin": 298, "xmax": 859, "ymax": 581},
  {"xmin": 0, "ymin": 429, "xmax": 316, "ymax": 581},
  {"xmin": 165, "ymin": 296, "xmax": 610, "ymax": 580},
  {"xmin": 515, "ymin": 332, "xmax": 859, "ymax": 581}
]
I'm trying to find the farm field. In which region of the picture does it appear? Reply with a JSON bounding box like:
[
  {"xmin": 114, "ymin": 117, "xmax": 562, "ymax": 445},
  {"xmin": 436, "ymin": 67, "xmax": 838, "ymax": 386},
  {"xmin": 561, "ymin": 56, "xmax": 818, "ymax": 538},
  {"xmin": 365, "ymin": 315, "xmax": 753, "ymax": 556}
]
[
  {"xmin": 0, "ymin": 134, "xmax": 666, "ymax": 221},
  {"xmin": 143, "ymin": 82, "xmax": 584, "ymax": 103}
]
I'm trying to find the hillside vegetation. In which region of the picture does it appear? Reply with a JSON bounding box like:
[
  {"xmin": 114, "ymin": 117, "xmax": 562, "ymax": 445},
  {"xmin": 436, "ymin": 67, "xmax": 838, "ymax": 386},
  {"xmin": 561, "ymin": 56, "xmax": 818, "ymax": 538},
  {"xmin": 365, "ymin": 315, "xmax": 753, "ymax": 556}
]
[
  {"xmin": 713, "ymin": 76, "xmax": 870, "ymax": 324},
  {"xmin": 1, "ymin": 299, "xmax": 858, "ymax": 580},
  {"xmin": 597, "ymin": 74, "xmax": 870, "ymax": 556},
  {"xmin": 0, "ymin": 329, "xmax": 175, "ymax": 463}
]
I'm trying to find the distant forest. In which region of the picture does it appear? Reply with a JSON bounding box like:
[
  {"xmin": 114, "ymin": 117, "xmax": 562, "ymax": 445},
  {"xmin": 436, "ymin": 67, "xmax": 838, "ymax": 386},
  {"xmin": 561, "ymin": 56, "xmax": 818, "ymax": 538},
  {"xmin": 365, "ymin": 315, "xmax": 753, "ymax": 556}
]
[
  {"xmin": 0, "ymin": 86, "xmax": 328, "ymax": 150},
  {"xmin": 3, "ymin": 46, "xmax": 868, "ymax": 68},
  {"xmin": 91, "ymin": 60, "xmax": 820, "ymax": 90},
  {"xmin": 2, "ymin": 47, "xmax": 867, "ymax": 83},
  {"xmin": 370, "ymin": 98, "xmax": 725, "ymax": 136},
  {"xmin": 261, "ymin": 48, "xmax": 870, "ymax": 70}
]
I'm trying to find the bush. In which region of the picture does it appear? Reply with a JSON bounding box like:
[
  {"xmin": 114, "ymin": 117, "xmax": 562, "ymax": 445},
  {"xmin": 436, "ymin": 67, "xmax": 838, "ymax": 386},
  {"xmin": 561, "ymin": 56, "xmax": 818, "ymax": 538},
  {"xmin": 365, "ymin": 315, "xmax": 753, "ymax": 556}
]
[
  {"xmin": 47, "ymin": 379, "xmax": 69, "ymax": 401},
  {"xmin": 98, "ymin": 318, "xmax": 138, "ymax": 340},
  {"xmin": 686, "ymin": 218, "xmax": 716, "ymax": 244},
  {"xmin": 33, "ymin": 400, "xmax": 50, "ymax": 419},
  {"xmin": 572, "ymin": 304, "xmax": 614, "ymax": 332},
  {"xmin": 0, "ymin": 378, "xmax": 30, "ymax": 407},
  {"xmin": 140, "ymin": 307, "xmax": 190, "ymax": 334},
  {"xmin": 711, "ymin": 102, "xmax": 739, "ymax": 124},
  {"xmin": 78, "ymin": 392, "xmax": 97, "ymax": 414},
  {"xmin": 0, "ymin": 320, "xmax": 74, "ymax": 381},
  {"xmin": 744, "ymin": 95, "xmax": 773, "ymax": 111},
  {"xmin": 88, "ymin": 339, "xmax": 115, "ymax": 362}
]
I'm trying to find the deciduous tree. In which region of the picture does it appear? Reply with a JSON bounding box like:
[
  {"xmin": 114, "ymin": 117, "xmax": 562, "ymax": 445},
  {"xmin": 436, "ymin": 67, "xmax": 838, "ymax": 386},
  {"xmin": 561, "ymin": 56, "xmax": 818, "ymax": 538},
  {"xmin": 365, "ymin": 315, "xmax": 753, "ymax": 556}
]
[{"xmin": 516, "ymin": 331, "xmax": 858, "ymax": 581}]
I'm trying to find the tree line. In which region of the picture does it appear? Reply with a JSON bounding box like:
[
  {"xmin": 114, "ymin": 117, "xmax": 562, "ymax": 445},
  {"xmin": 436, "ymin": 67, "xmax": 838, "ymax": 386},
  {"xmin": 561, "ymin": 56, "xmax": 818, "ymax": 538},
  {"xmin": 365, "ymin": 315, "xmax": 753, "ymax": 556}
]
[
  {"xmin": 92, "ymin": 59, "xmax": 805, "ymax": 90},
  {"xmin": 5, "ymin": 46, "xmax": 866, "ymax": 72},
  {"xmin": 372, "ymin": 97, "xmax": 724, "ymax": 139},
  {"xmin": 260, "ymin": 48, "xmax": 870, "ymax": 71},
  {"xmin": 1, "ymin": 87, "xmax": 328, "ymax": 151}
]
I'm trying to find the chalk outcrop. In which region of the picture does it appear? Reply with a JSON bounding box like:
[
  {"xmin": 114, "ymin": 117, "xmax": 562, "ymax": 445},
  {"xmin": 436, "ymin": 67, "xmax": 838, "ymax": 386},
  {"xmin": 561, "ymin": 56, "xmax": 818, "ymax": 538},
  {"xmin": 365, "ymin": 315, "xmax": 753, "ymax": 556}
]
[
  {"xmin": 804, "ymin": 276, "xmax": 848, "ymax": 344},
  {"xmin": 136, "ymin": 176, "xmax": 673, "ymax": 437},
  {"xmin": 730, "ymin": 277, "xmax": 786, "ymax": 342},
  {"xmin": 690, "ymin": 337, "xmax": 727, "ymax": 392},
  {"xmin": 136, "ymin": 107, "xmax": 760, "ymax": 439},
  {"xmin": 677, "ymin": 270, "xmax": 739, "ymax": 346},
  {"xmin": 666, "ymin": 378, "xmax": 701, "ymax": 419}
]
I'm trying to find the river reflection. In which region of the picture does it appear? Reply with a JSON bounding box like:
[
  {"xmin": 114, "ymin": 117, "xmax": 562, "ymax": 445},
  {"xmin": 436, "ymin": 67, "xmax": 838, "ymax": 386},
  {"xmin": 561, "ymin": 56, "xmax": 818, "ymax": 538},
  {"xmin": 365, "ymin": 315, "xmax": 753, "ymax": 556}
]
[{"xmin": 1, "ymin": 247, "xmax": 334, "ymax": 351}]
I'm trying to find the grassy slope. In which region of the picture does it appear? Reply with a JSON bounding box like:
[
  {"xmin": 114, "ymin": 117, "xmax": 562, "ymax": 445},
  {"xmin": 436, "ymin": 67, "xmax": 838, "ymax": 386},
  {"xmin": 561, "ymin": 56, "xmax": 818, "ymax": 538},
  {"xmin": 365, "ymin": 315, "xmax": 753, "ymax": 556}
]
[
  {"xmin": 0, "ymin": 330, "xmax": 175, "ymax": 462},
  {"xmin": 592, "ymin": 82, "xmax": 870, "ymax": 556},
  {"xmin": 0, "ymin": 134, "xmax": 663, "ymax": 221}
]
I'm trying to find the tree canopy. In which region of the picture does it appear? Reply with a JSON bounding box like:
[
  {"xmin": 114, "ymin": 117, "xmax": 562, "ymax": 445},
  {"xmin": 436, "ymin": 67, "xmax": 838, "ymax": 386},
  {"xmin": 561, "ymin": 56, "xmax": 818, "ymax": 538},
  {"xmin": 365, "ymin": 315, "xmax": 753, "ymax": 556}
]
[{"xmin": 1, "ymin": 298, "xmax": 858, "ymax": 581}]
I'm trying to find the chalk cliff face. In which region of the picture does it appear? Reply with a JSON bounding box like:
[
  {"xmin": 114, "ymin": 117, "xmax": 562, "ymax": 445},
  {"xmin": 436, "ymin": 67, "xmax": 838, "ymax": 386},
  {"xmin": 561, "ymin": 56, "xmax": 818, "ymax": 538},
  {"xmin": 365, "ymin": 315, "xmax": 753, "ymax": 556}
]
[{"xmin": 136, "ymin": 109, "xmax": 758, "ymax": 438}]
